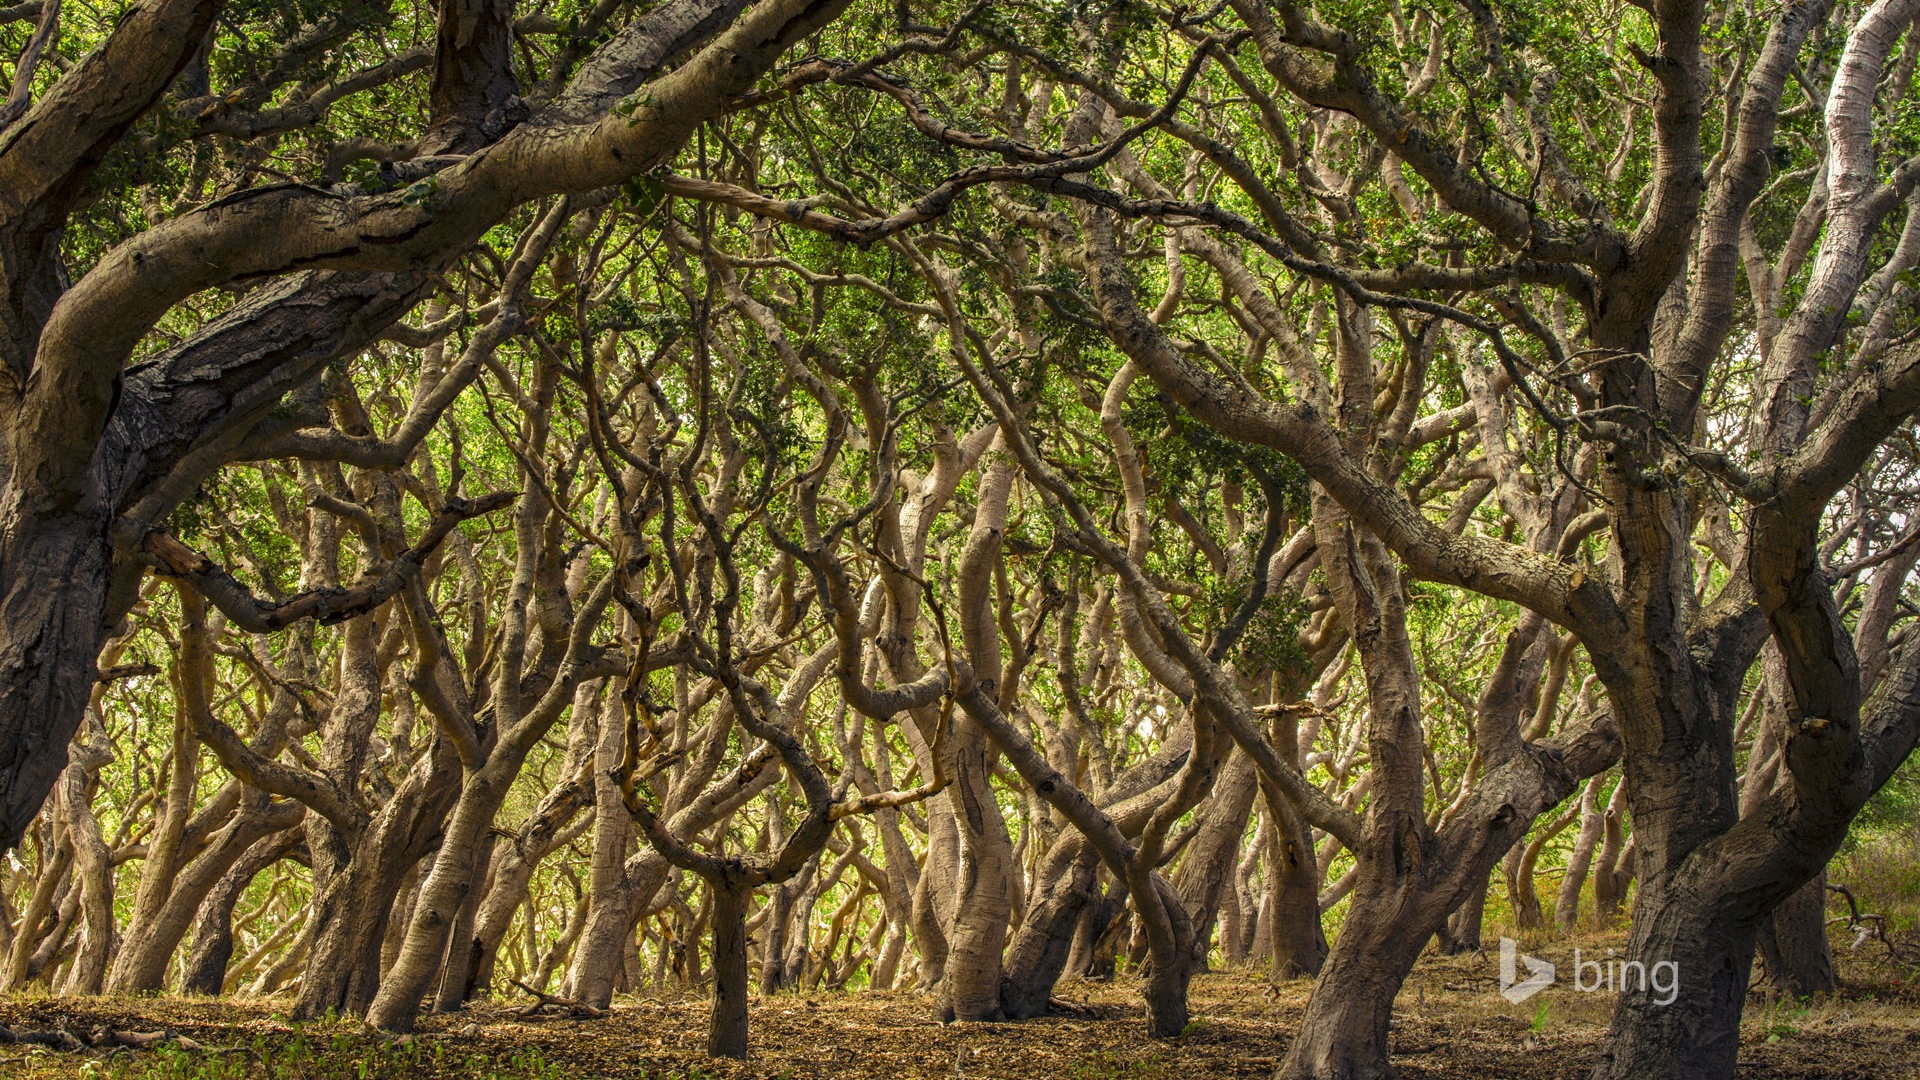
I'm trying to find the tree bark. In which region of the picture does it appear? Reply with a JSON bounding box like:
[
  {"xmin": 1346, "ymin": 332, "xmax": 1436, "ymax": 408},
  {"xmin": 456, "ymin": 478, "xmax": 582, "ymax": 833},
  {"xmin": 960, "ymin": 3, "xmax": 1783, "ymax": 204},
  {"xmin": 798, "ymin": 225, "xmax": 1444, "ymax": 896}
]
[
  {"xmin": 180, "ymin": 828, "xmax": 302, "ymax": 996},
  {"xmin": 1756, "ymin": 873, "xmax": 1837, "ymax": 998},
  {"xmin": 708, "ymin": 882, "xmax": 752, "ymax": 1058}
]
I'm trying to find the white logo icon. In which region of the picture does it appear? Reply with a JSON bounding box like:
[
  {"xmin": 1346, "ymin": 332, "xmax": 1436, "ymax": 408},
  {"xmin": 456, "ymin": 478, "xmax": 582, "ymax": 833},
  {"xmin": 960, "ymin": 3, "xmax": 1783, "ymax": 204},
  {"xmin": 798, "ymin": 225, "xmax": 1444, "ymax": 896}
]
[{"xmin": 1499, "ymin": 937, "xmax": 1554, "ymax": 1003}]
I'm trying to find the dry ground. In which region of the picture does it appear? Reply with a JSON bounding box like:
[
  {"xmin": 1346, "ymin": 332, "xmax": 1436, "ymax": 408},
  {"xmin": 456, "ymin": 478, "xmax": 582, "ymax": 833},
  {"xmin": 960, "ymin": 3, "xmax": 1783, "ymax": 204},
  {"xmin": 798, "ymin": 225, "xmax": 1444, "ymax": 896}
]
[{"xmin": 0, "ymin": 946, "xmax": 1915, "ymax": 1080}]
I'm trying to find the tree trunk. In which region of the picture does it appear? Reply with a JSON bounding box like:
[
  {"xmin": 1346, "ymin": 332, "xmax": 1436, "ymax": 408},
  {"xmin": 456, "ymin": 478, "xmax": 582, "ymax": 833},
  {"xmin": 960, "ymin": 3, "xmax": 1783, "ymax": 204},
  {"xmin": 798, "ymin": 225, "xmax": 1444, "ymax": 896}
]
[
  {"xmin": 294, "ymin": 738, "xmax": 457, "ymax": 1023},
  {"xmin": 4, "ymin": 831, "xmax": 72, "ymax": 990},
  {"xmin": 467, "ymin": 751, "xmax": 594, "ymax": 996},
  {"xmin": 1000, "ymin": 840, "xmax": 1100, "ymax": 1018},
  {"xmin": 0, "ymin": 512, "xmax": 115, "ymax": 853},
  {"xmin": 932, "ymin": 742, "xmax": 1015, "ymax": 1021},
  {"xmin": 757, "ymin": 861, "xmax": 802, "ymax": 995},
  {"xmin": 57, "ymin": 748, "xmax": 113, "ymax": 996},
  {"xmin": 108, "ymin": 702, "xmax": 199, "ymax": 990},
  {"xmin": 1174, "ymin": 747, "xmax": 1260, "ymax": 973},
  {"xmin": 1756, "ymin": 872, "xmax": 1836, "ymax": 998},
  {"xmin": 433, "ymin": 831, "xmax": 495, "ymax": 1011},
  {"xmin": 1587, "ymin": 878, "xmax": 1754, "ymax": 1080},
  {"xmin": 298, "ymin": 849, "xmax": 412, "ymax": 1018},
  {"xmin": 1275, "ymin": 885, "xmax": 1430, "ymax": 1080},
  {"xmin": 1135, "ymin": 875, "xmax": 1198, "ymax": 1038},
  {"xmin": 707, "ymin": 882, "xmax": 752, "ymax": 1059},
  {"xmin": 1066, "ymin": 879, "xmax": 1127, "ymax": 981},
  {"xmin": 371, "ymin": 770, "xmax": 512, "ymax": 1029},
  {"xmin": 108, "ymin": 796, "xmax": 304, "ymax": 993},
  {"xmin": 1438, "ymin": 867, "xmax": 1490, "ymax": 955},
  {"xmin": 1593, "ymin": 786, "xmax": 1631, "ymax": 924},
  {"xmin": 1556, "ymin": 776, "xmax": 1609, "ymax": 930},
  {"xmin": 180, "ymin": 829, "xmax": 301, "ymax": 996},
  {"xmin": 1262, "ymin": 781, "xmax": 1329, "ymax": 981}
]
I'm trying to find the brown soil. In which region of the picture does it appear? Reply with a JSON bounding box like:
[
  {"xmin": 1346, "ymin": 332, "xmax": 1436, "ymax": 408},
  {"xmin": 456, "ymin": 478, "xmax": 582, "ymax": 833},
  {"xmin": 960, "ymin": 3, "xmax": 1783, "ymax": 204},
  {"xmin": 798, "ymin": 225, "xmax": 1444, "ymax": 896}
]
[{"xmin": 0, "ymin": 954, "xmax": 1915, "ymax": 1079}]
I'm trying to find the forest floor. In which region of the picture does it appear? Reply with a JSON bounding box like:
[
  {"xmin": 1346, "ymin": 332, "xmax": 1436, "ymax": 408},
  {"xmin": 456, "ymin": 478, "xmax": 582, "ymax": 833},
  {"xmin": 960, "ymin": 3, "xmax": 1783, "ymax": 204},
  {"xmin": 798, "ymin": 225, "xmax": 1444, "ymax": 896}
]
[{"xmin": 0, "ymin": 942, "xmax": 1916, "ymax": 1080}]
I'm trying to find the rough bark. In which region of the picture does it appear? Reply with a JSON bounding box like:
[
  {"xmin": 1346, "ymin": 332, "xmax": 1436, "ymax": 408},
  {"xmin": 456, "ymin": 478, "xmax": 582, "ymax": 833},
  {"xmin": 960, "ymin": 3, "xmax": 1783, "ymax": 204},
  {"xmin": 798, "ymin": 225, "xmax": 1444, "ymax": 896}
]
[{"xmin": 180, "ymin": 828, "xmax": 304, "ymax": 996}]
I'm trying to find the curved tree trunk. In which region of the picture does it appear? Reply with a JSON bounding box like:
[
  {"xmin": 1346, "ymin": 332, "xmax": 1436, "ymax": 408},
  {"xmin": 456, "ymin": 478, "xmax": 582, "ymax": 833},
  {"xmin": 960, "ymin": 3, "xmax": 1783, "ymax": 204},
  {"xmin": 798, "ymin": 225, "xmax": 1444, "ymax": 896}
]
[
  {"xmin": 1173, "ymin": 747, "xmax": 1260, "ymax": 973},
  {"xmin": 108, "ymin": 795, "xmax": 305, "ymax": 993},
  {"xmin": 180, "ymin": 828, "xmax": 303, "ymax": 996},
  {"xmin": 56, "ymin": 738, "xmax": 114, "ymax": 996},
  {"xmin": 1000, "ymin": 840, "xmax": 1100, "ymax": 1018},
  {"xmin": 1276, "ymin": 884, "xmax": 1428, "ymax": 1080}
]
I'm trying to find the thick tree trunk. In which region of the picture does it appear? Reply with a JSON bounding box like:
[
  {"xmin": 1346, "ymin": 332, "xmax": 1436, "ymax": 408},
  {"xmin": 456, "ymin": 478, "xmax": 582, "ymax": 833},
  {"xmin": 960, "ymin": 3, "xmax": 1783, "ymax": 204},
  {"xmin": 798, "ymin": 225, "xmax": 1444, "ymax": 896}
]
[
  {"xmin": 294, "ymin": 735, "xmax": 458, "ymax": 1022},
  {"xmin": 1587, "ymin": 877, "xmax": 1755, "ymax": 1080},
  {"xmin": 935, "ymin": 453, "xmax": 1018, "ymax": 1022},
  {"xmin": 1000, "ymin": 840, "xmax": 1100, "ymax": 1018},
  {"xmin": 432, "ymin": 831, "xmax": 495, "ymax": 1011},
  {"xmin": 1275, "ymin": 885, "xmax": 1429, "ymax": 1080},
  {"xmin": 298, "ymin": 839, "xmax": 416, "ymax": 1018},
  {"xmin": 707, "ymin": 882, "xmax": 752, "ymax": 1059},
  {"xmin": 0, "ymin": 513, "xmax": 114, "ymax": 852},
  {"xmin": 1135, "ymin": 875, "xmax": 1199, "ymax": 1039},
  {"xmin": 370, "ymin": 773, "xmax": 510, "ymax": 1028},
  {"xmin": 932, "ymin": 740, "xmax": 1015, "ymax": 1021}
]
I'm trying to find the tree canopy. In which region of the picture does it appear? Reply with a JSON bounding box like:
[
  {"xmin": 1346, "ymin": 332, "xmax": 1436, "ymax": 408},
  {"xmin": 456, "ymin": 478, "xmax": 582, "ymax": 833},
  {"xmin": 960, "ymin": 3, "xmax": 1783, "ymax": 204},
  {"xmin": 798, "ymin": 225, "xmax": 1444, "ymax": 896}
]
[{"xmin": 0, "ymin": 1, "xmax": 1917, "ymax": 1078}]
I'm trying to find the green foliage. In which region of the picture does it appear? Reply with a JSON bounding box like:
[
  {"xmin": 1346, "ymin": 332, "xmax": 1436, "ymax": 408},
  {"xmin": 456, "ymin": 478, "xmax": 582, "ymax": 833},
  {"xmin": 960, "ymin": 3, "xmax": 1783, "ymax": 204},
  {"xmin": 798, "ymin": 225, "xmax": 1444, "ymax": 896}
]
[{"xmin": 1223, "ymin": 588, "xmax": 1311, "ymax": 680}]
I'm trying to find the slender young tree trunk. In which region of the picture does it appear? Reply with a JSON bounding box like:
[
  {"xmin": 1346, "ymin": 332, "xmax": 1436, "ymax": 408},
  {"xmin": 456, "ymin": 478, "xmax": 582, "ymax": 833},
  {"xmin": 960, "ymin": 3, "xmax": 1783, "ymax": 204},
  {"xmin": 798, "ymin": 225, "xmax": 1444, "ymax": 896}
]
[
  {"xmin": 1556, "ymin": 776, "xmax": 1609, "ymax": 930},
  {"xmin": 108, "ymin": 703, "xmax": 198, "ymax": 990},
  {"xmin": 57, "ymin": 745, "xmax": 113, "ymax": 997},
  {"xmin": 1440, "ymin": 874, "xmax": 1489, "ymax": 955},
  {"xmin": 1063, "ymin": 876, "xmax": 1125, "ymax": 981},
  {"xmin": 1593, "ymin": 785, "xmax": 1631, "ymax": 924},
  {"xmin": 1261, "ymin": 781, "xmax": 1328, "ymax": 980},
  {"xmin": 181, "ymin": 829, "xmax": 301, "ymax": 996},
  {"xmin": 1756, "ymin": 873, "xmax": 1836, "ymax": 997}
]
